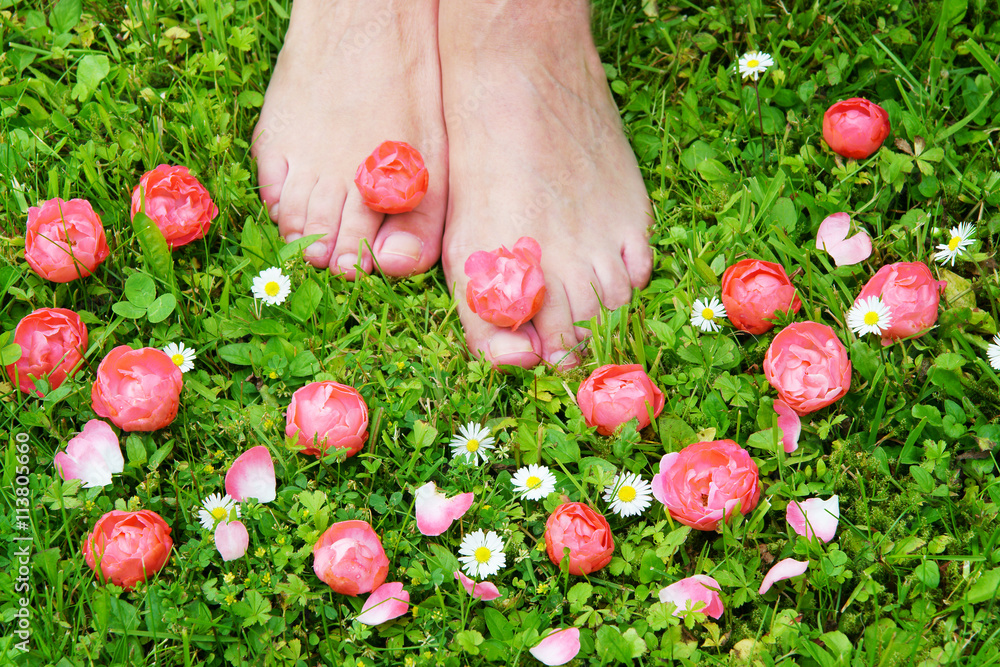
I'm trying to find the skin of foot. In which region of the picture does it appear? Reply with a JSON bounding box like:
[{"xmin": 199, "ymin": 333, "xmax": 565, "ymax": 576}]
[
  {"xmin": 252, "ymin": 0, "xmax": 448, "ymax": 279},
  {"xmin": 439, "ymin": 0, "xmax": 654, "ymax": 369}
]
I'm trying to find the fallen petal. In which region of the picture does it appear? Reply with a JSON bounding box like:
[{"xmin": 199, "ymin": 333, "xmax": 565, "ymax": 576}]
[
  {"xmin": 773, "ymin": 400, "xmax": 801, "ymax": 454},
  {"xmin": 215, "ymin": 520, "xmax": 249, "ymax": 561},
  {"xmin": 454, "ymin": 570, "xmax": 502, "ymax": 601},
  {"xmin": 759, "ymin": 558, "xmax": 809, "ymax": 595},
  {"xmin": 56, "ymin": 420, "xmax": 123, "ymax": 488},
  {"xmin": 658, "ymin": 574, "xmax": 724, "ymax": 619},
  {"xmin": 226, "ymin": 446, "xmax": 276, "ymax": 503},
  {"xmin": 786, "ymin": 496, "xmax": 840, "ymax": 543},
  {"xmin": 529, "ymin": 627, "xmax": 581, "ymax": 666},
  {"xmin": 415, "ymin": 482, "xmax": 474, "ymax": 536},
  {"xmin": 816, "ymin": 212, "xmax": 873, "ymax": 266},
  {"xmin": 356, "ymin": 582, "xmax": 410, "ymax": 625}
]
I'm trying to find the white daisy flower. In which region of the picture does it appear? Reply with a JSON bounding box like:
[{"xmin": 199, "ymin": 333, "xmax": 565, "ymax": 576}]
[
  {"xmin": 251, "ymin": 267, "xmax": 291, "ymax": 306},
  {"xmin": 162, "ymin": 342, "xmax": 196, "ymax": 373},
  {"xmin": 449, "ymin": 422, "xmax": 495, "ymax": 465},
  {"xmin": 988, "ymin": 334, "xmax": 1000, "ymax": 371},
  {"xmin": 691, "ymin": 297, "xmax": 727, "ymax": 333},
  {"xmin": 511, "ymin": 465, "xmax": 557, "ymax": 501},
  {"xmin": 933, "ymin": 222, "xmax": 975, "ymax": 266},
  {"xmin": 198, "ymin": 493, "xmax": 239, "ymax": 532},
  {"xmin": 458, "ymin": 529, "xmax": 506, "ymax": 579},
  {"xmin": 738, "ymin": 51, "xmax": 774, "ymax": 81},
  {"xmin": 603, "ymin": 472, "xmax": 653, "ymax": 517},
  {"xmin": 846, "ymin": 296, "xmax": 894, "ymax": 337}
]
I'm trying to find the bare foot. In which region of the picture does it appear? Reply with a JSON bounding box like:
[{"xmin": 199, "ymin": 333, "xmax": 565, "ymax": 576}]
[
  {"xmin": 252, "ymin": 0, "xmax": 447, "ymax": 278},
  {"xmin": 438, "ymin": 0, "xmax": 653, "ymax": 368}
]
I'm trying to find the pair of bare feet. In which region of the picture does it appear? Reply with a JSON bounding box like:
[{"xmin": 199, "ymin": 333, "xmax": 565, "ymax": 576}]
[{"xmin": 252, "ymin": 0, "xmax": 653, "ymax": 369}]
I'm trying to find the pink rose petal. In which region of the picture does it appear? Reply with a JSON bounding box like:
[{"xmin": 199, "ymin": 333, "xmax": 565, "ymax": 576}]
[
  {"xmin": 658, "ymin": 574, "xmax": 724, "ymax": 619},
  {"xmin": 773, "ymin": 400, "xmax": 801, "ymax": 454},
  {"xmin": 356, "ymin": 582, "xmax": 410, "ymax": 625},
  {"xmin": 415, "ymin": 482, "xmax": 474, "ymax": 536},
  {"xmin": 454, "ymin": 571, "xmax": 502, "ymax": 601},
  {"xmin": 215, "ymin": 520, "xmax": 249, "ymax": 561},
  {"xmin": 225, "ymin": 446, "xmax": 276, "ymax": 503},
  {"xmin": 816, "ymin": 212, "xmax": 872, "ymax": 267},
  {"xmin": 759, "ymin": 558, "xmax": 809, "ymax": 595},
  {"xmin": 55, "ymin": 420, "xmax": 123, "ymax": 488},
  {"xmin": 529, "ymin": 627, "xmax": 581, "ymax": 666},
  {"xmin": 786, "ymin": 496, "xmax": 840, "ymax": 543}
]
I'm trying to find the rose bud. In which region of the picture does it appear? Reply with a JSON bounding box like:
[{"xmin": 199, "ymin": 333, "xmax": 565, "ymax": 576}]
[
  {"xmin": 354, "ymin": 140, "xmax": 429, "ymax": 214},
  {"xmin": 131, "ymin": 165, "xmax": 219, "ymax": 249},
  {"xmin": 576, "ymin": 364, "xmax": 665, "ymax": 436},
  {"xmin": 544, "ymin": 502, "xmax": 614, "ymax": 576},
  {"xmin": 822, "ymin": 98, "xmax": 890, "ymax": 159},
  {"xmin": 5, "ymin": 307, "xmax": 88, "ymax": 397},
  {"xmin": 763, "ymin": 322, "xmax": 851, "ymax": 415},
  {"xmin": 25, "ymin": 198, "xmax": 109, "ymax": 282},
  {"xmin": 651, "ymin": 440, "xmax": 760, "ymax": 531},
  {"xmin": 82, "ymin": 510, "xmax": 173, "ymax": 590},
  {"xmin": 465, "ymin": 236, "xmax": 546, "ymax": 331},
  {"xmin": 285, "ymin": 381, "xmax": 369, "ymax": 458},
  {"xmin": 91, "ymin": 346, "xmax": 183, "ymax": 432},
  {"xmin": 855, "ymin": 262, "xmax": 946, "ymax": 345},
  {"xmin": 312, "ymin": 520, "xmax": 390, "ymax": 596},
  {"xmin": 720, "ymin": 259, "xmax": 802, "ymax": 335}
]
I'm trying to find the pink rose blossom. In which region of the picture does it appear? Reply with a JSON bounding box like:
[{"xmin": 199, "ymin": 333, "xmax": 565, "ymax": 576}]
[
  {"xmin": 576, "ymin": 364, "xmax": 665, "ymax": 436},
  {"xmin": 759, "ymin": 558, "xmax": 809, "ymax": 595},
  {"xmin": 354, "ymin": 141, "xmax": 429, "ymax": 214},
  {"xmin": 83, "ymin": 510, "xmax": 173, "ymax": 590},
  {"xmin": 5, "ymin": 307, "xmax": 88, "ymax": 396},
  {"xmin": 763, "ymin": 322, "xmax": 852, "ymax": 416},
  {"xmin": 454, "ymin": 571, "xmax": 501, "ymax": 601},
  {"xmin": 529, "ymin": 628, "xmax": 581, "ymax": 666},
  {"xmin": 720, "ymin": 259, "xmax": 802, "ymax": 334},
  {"xmin": 54, "ymin": 420, "xmax": 123, "ymax": 488},
  {"xmin": 312, "ymin": 520, "xmax": 389, "ymax": 596},
  {"xmin": 91, "ymin": 346, "xmax": 183, "ymax": 432},
  {"xmin": 131, "ymin": 165, "xmax": 219, "ymax": 249},
  {"xmin": 544, "ymin": 502, "xmax": 614, "ymax": 576},
  {"xmin": 823, "ymin": 98, "xmax": 890, "ymax": 159},
  {"xmin": 286, "ymin": 381, "xmax": 368, "ymax": 458},
  {"xmin": 855, "ymin": 262, "xmax": 946, "ymax": 345},
  {"xmin": 652, "ymin": 440, "xmax": 760, "ymax": 531},
  {"xmin": 414, "ymin": 482, "xmax": 474, "ymax": 536},
  {"xmin": 25, "ymin": 198, "xmax": 109, "ymax": 283},
  {"xmin": 786, "ymin": 496, "xmax": 840, "ymax": 543},
  {"xmin": 356, "ymin": 582, "xmax": 410, "ymax": 625},
  {"xmin": 465, "ymin": 237, "xmax": 546, "ymax": 331},
  {"xmin": 816, "ymin": 213, "xmax": 873, "ymax": 267},
  {"xmin": 658, "ymin": 575, "xmax": 724, "ymax": 619},
  {"xmin": 225, "ymin": 446, "xmax": 276, "ymax": 503}
]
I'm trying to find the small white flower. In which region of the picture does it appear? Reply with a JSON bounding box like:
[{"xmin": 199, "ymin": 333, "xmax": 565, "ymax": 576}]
[
  {"xmin": 198, "ymin": 493, "xmax": 239, "ymax": 532},
  {"xmin": 691, "ymin": 297, "xmax": 727, "ymax": 333},
  {"xmin": 511, "ymin": 465, "xmax": 557, "ymax": 501},
  {"xmin": 449, "ymin": 422, "xmax": 495, "ymax": 465},
  {"xmin": 738, "ymin": 51, "xmax": 774, "ymax": 81},
  {"xmin": 252, "ymin": 267, "xmax": 291, "ymax": 305},
  {"xmin": 162, "ymin": 342, "xmax": 196, "ymax": 373},
  {"xmin": 458, "ymin": 529, "xmax": 506, "ymax": 579},
  {"xmin": 934, "ymin": 222, "xmax": 976, "ymax": 266},
  {"xmin": 603, "ymin": 472, "xmax": 653, "ymax": 517},
  {"xmin": 846, "ymin": 296, "xmax": 894, "ymax": 337},
  {"xmin": 987, "ymin": 334, "xmax": 1000, "ymax": 371}
]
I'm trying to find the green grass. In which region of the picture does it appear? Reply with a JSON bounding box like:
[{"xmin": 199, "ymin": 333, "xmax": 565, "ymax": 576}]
[{"xmin": 2, "ymin": 0, "xmax": 1000, "ymax": 665}]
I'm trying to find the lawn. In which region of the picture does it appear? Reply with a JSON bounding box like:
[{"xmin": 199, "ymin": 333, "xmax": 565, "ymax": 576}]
[{"xmin": 2, "ymin": 0, "xmax": 1000, "ymax": 665}]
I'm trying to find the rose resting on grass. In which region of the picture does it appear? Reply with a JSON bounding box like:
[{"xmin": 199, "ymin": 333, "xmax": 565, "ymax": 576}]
[
  {"xmin": 5, "ymin": 307, "xmax": 88, "ymax": 397},
  {"xmin": 763, "ymin": 322, "xmax": 851, "ymax": 416},
  {"xmin": 576, "ymin": 364, "xmax": 665, "ymax": 436},
  {"xmin": 285, "ymin": 381, "xmax": 369, "ymax": 457},
  {"xmin": 91, "ymin": 346, "xmax": 183, "ymax": 432},
  {"xmin": 544, "ymin": 502, "xmax": 614, "ymax": 576},
  {"xmin": 312, "ymin": 520, "xmax": 390, "ymax": 596},
  {"xmin": 25, "ymin": 198, "xmax": 109, "ymax": 283},
  {"xmin": 83, "ymin": 510, "xmax": 173, "ymax": 590},
  {"xmin": 720, "ymin": 259, "xmax": 802, "ymax": 334},
  {"xmin": 131, "ymin": 165, "xmax": 219, "ymax": 249},
  {"xmin": 822, "ymin": 98, "xmax": 890, "ymax": 159}
]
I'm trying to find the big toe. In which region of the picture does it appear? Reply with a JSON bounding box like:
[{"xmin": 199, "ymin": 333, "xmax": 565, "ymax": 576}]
[
  {"xmin": 455, "ymin": 295, "xmax": 542, "ymax": 368},
  {"xmin": 373, "ymin": 206, "xmax": 445, "ymax": 277}
]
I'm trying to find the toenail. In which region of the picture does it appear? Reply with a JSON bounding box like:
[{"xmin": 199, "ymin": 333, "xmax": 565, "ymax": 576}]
[
  {"xmin": 304, "ymin": 241, "xmax": 327, "ymax": 258},
  {"xmin": 379, "ymin": 232, "xmax": 423, "ymax": 261},
  {"xmin": 269, "ymin": 203, "xmax": 280, "ymax": 218},
  {"xmin": 546, "ymin": 350, "xmax": 580, "ymax": 369},
  {"xmin": 488, "ymin": 331, "xmax": 535, "ymax": 361},
  {"xmin": 285, "ymin": 232, "xmax": 302, "ymax": 243},
  {"xmin": 336, "ymin": 253, "xmax": 359, "ymax": 272}
]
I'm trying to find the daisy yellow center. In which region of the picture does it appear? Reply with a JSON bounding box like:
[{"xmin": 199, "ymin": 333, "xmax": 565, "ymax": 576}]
[
  {"xmin": 948, "ymin": 236, "xmax": 961, "ymax": 251},
  {"xmin": 474, "ymin": 547, "xmax": 492, "ymax": 563},
  {"xmin": 211, "ymin": 507, "xmax": 227, "ymax": 520},
  {"xmin": 864, "ymin": 311, "xmax": 880, "ymax": 325},
  {"xmin": 265, "ymin": 280, "xmax": 281, "ymax": 296},
  {"xmin": 617, "ymin": 486, "xmax": 637, "ymax": 502},
  {"xmin": 171, "ymin": 353, "xmax": 185, "ymax": 366},
  {"xmin": 702, "ymin": 308, "xmax": 715, "ymax": 320},
  {"xmin": 466, "ymin": 439, "xmax": 480, "ymax": 452},
  {"xmin": 747, "ymin": 59, "xmax": 760, "ymax": 68},
  {"xmin": 526, "ymin": 476, "xmax": 542, "ymax": 489}
]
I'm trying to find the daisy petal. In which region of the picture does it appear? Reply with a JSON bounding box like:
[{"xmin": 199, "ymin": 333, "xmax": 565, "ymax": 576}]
[
  {"xmin": 786, "ymin": 496, "xmax": 840, "ymax": 543},
  {"xmin": 529, "ymin": 627, "xmax": 581, "ymax": 666},
  {"xmin": 454, "ymin": 571, "xmax": 502, "ymax": 601},
  {"xmin": 773, "ymin": 400, "xmax": 801, "ymax": 454},
  {"xmin": 816, "ymin": 213, "xmax": 872, "ymax": 266},
  {"xmin": 225, "ymin": 446, "xmax": 277, "ymax": 503},
  {"xmin": 356, "ymin": 582, "xmax": 410, "ymax": 626},
  {"xmin": 759, "ymin": 558, "xmax": 809, "ymax": 595},
  {"xmin": 415, "ymin": 482, "xmax": 474, "ymax": 536},
  {"xmin": 215, "ymin": 520, "xmax": 249, "ymax": 561}
]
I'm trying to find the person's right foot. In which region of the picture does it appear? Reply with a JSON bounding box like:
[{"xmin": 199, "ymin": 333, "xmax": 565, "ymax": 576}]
[
  {"xmin": 438, "ymin": 0, "xmax": 654, "ymax": 368},
  {"xmin": 252, "ymin": 0, "xmax": 448, "ymax": 279}
]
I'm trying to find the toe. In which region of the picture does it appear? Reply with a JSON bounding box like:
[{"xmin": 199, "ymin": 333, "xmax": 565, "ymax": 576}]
[
  {"xmin": 299, "ymin": 178, "xmax": 346, "ymax": 268},
  {"xmin": 373, "ymin": 207, "xmax": 445, "ymax": 277},
  {"xmin": 330, "ymin": 189, "xmax": 383, "ymax": 279},
  {"xmin": 255, "ymin": 150, "xmax": 288, "ymax": 223},
  {"xmin": 622, "ymin": 233, "xmax": 654, "ymax": 289},
  {"xmin": 594, "ymin": 257, "xmax": 633, "ymax": 310},
  {"xmin": 275, "ymin": 168, "xmax": 317, "ymax": 241},
  {"xmin": 531, "ymin": 277, "xmax": 583, "ymax": 369}
]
